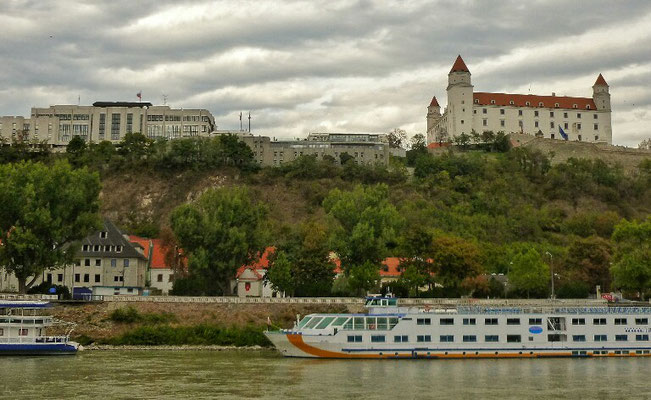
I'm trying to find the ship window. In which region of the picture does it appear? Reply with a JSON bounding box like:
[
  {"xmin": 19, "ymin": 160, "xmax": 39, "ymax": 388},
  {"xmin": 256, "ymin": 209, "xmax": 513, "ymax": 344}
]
[
  {"xmin": 593, "ymin": 318, "xmax": 607, "ymax": 325},
  {"xmin": 615, "ymin": 318, "xmax": 627, "ymax": 325},
  {"xmin": 571, "ymin": 318, "xmax": 586, "ymax": 325},
  {"xmin": 394, "ymin": 335, "xmax": 408, "ymax": 343},
  {"xmin": 636, "ymin": 318, "xmax": 648, "ymax": 325},
  {"xmin": 376, "ymin": 318, "xmax": 388, "ymax": 330},
  {"xmin": 636, "ymin": 334, "xmax": 649, "ymax": 341},
  {"xmin": 389, "ymin": 318, "xmax": 399, "ymax": 330},
  {"xmin": 573, "ymin": 335, "xmax": 586, "ymax": 342},
  {"xmin": 296, "ymin": 317, "xmax": 312, "ymax": 329},
  {"xmin": 418, "ymin": 335, "xmax": 432, "ymax": 343},
  {"xmin": 528, "ymin": 318, "xmax": 542, "ymax": 325},
  {"xmin": 342, "ymin": 319, "xmax": 353, "ymax": 330},
  {"xmin": 417, "ymin": 318, "xmax": 431, "ymax": 325},
  {"xmin": 371, "ymin": 335, "xmax": 386, "ymax": 343},
  {"xmin": 315, "ymin": 317, "xmax": 335, "ymax": 329},
  {"xmin": 548, "ymin": 334, "xmax": 565, "ymax": 342},
  {"xmin": 353, "ymin": 317, "xmax": 364, "ymax": 330},
  {"xmin": 463, "ymin": 318, "xmax": 476, "ymax": 325},
  {"xmin": 463, "ymin": 335, "xmax": 477, "ymax": 343},
  {"xmin": 19, "ymin": 328, "xmax": 28, "ymax": 336},
  {"xmin": 347, "ymin": 335, "xmax": 362, "ymax": 343},
  {"xmin": 0, "ymin": 328, "xmax": 3, "ymax": 336},
  {"xmin": 485, "ymin": 335, "xmax": 499, "ymax": 342},
  {"xmin": 485, "ymin": 318, "xmax": 498, "ymax": 325},
  {"xmin": 440, "ymin": 318, "xmax": 454, "ymax": 325},
  {"xmin": 331, "ymin": 317, "xmax": 349, "ymax": 327},
  {"xmin": 366, "ymin": 317, "xmax": 377, "ymax": 330},
  {"xmin": 439, "ymin": 335, "xmax": 453, "ymax": 343},
  {"xmin": 506, "ymin": 318, "xmax": 520, "ymax": 325},
  {"xmin": 615, "ymin": 335, "xmax": 628, "ymax": 342},
  {"xmin": 594, "ymin": 334, "xmax": 607, "ymax": 342},
  {"xmin": 304, "ymin": 317, "xmax": 323, "ymax": 329},
  {"xmin": 507, "ymin": 335, "xmax": 521, "ymax": 343}
]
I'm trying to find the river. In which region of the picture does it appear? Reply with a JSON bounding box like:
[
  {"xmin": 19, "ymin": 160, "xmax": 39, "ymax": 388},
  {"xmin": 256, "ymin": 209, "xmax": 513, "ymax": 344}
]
[{"xmin": 1, "ymin": 350, "xmax": 649, "ymax": 399}]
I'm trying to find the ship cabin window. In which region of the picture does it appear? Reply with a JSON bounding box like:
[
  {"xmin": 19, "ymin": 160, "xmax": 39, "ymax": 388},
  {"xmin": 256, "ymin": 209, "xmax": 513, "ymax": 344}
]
[
  {"xmin": 417, "ymin": 335, "xmax": 432, "ymax": 343},
  {"xmin": 485, "ymin": 318, "xmax": 498, "ymax": 325},
  {"xmin": 636, "ymin": 334, "xmax": 649, "ymax": 341},
  {"xmin": 417, "ymin": 318, "xmax": 431, "ymax": 326},
  {"xmin": 353, "ymin": 317, "xmax": 364, "ymax": 330},
  {"xmin": 315, "ymin": 317, "xmax": 335, "ymax": 329},
  {"xmin": 636, "ymin": 318, "xmax": 648, "ymax": 325},
  {"xmin": 572, "ymin": 335, "xmax": 586, "ymax": 342},
  {"xmin": 528, "ymin": 318, "xmax": 542, "ymax": 325},
  {"xmin": 593, "ymin": 318, "xmax": 607, "ymax": 325},
  {"xmin": 371, "ymin": 335, "xmax": 386, "ymax": 343},
  {"xmin": 571, "ymin": 318, "xmax": 586, "ymax": 325},
  {"xmin": 548, "ymin": 334, "xmax": 565, "ymax": 342},
  {"xmin": 615, "ymin": 318, "xmax": 627, "ymax": 325},
  {"xmin": 304, "ymin": 317, "xmax": 323, "ymax": 329},
  {"xmin": 394, "ymin": 335, "xmax": 409, "ymax": 343},
  {"xmin": 297, "ymin": 317, "xmax": 313, "ymax": 329},
  {"xmin": 507, "ymin": 335, "xmax": 521, "ymax": 343},
  {"xmin": 615, "ymin": 335, "xmax": 628, "ymax": 342},
  {"xmin": 594, "ymin": 335, "xmax": 607, "ymax": 342},
  {"xmin": 485, "ymin": 335, "xmax": 499, "ymax": 342},
  {"xmin": 440, "ymin": 318, "xmax": 454, "ymax": 326},
  {"xmin": 439, "ymin": 335, "xmax": 453, "ymax": 343},
  {"xmin": 331, "ymin": 317, "xmax": 350, "ymax": 327},
  {"xmin": 463, "ymin": 335, "xmax": 477, "ymax": 343},
  {"xmin": 347, "ymin": 335, "xmax": 362, "ymax": 343},
  {"xmin": 0, "ymin": 328, "xmax": 3, "ymax": 336},
  {"xmin": 506, "ymin": 318, "xmax": 520, "ymax": 325},
  {"xmin": 19, "ymin": 328, "xmax": 28, "ymax": 336},
  {"xmin": 463, "ymin": 318, "xmax": 476, "ymax": 325}
]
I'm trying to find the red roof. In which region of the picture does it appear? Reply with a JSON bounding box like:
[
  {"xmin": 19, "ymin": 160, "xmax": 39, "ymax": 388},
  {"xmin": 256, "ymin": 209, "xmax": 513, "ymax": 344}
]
[
  {"xmin": 236, "ymin": 247, "xmax": 275, "ymax": 279},
  {"xmin": 450, "ymin": 55, "xmax": 469, "ymax": 73},
  {"xmin": 594, "ymin": 73, "xmax": 608, "ymax": 86},
  {"xmin": 429, "ymin": 96, "xmax": 440, "ymax": 107},
  {"xmin": 129, "ymin": 235, "xmax": 184, "ymax": 270},
  {"xmin": 427, "ymin": 142, "xmax": 451, "ymax": 149},
  {"xmin": 473, "ymin": 92, "xmax": 596, "ymax": 110}
]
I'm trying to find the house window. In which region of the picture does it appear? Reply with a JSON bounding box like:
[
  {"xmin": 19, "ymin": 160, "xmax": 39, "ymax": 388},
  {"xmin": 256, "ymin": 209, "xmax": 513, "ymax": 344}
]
[
  {"xmin": 593, "ymin": 318, "xmax": 607, "ymax": 325},
  {"xmin": 485, "ymin": 318, "xmax": 498, "ymax": 325},
  {"xmin": 157, "ymin": 274, "xmax": 163, "ymax": 282},
  {"xmin": 93, "ymin": 245, "xmax": 100, "ymax": 252},
  {"xmin": 84, "ymin": 259, "xmax": 91, "ymax": 267},
  {"xmin": 440, "ymin": 318, "xmax": 454, "ymax": 325},
  {"xmin": 507, "ymin": 318, "xmax": 520, "ymax": 325},
  {"xmin": 95, "ymin": 274, "xmax": 101, "ymax": 283},
  {"xmin": 550, "ymin": 122, "xmax": 555, "ymax": 128},
  {"xmin": 485, "ymin": 335, "xmax": 499, "ymax": 342},
  {"xmin": 116, "ymin": 245, "xmax": 123, "ymax": 253},
  {"xmin": 100, "ymin": 231, "xmax": 107, "ymax": 239},
  {"xmin": 394, "ymin": 335, "xmax": 409, "ymax": 343},
  {"xmin": 500, "ymin": 120, "xmax": 505, "ymax": 127},
  {"xmin": 95, "ymin": 259, "xmax": 101, "ymax": 267},
  {"xmin": 594, "ymin": 114, "xmax": 598, "ymax": 119},
  {"xmin": 615, "ymin": 318, "xmax": 627, "ymax": 325},
  {"xmin": 124, "ymin": 259, "xmax": 130, "ymax": 267},
  {"xmin": 572, "ymin": 104, "xmax": 578, "ymax": 109},
  {"xmin": 111, "ymin": 259, "xmax": 117, "ymax": 267},
  {"xmin": 82, "ymin": 244, "xmax": 89, "ymax": 251},
  {"xmin": 550, "ymin": 111, "xmax": 554, "ymax": 117},
  {"xmin": 463, "ymin": 335, "xmax": 477, "ymax": 342},
  {"xmin": 74, "ymin": 274, "xmax": 80, "ymax": 283},
  {"xmin": 490, "ymin": 100, "xmax": 496, "ymax": 104},
  {"xmin": 525, "ymin": 101, "xmax": 530, "ymax": 106},
  {"xmin": 563, "ymin": 112, "xmax": 568, "ymax": 118},
  {"xmin": 509, "ymin": 100, "xmax": 514, "ymax": 105},
  {"xmin": 463, "ymin": 318, "xmax": 476, "ymax": 325},
  {"xmin": 538, "ymin": 102, "xmax": 544, "ymax": 107},
  {"xmin": 577, "ymin": 113, "xmax": 582, "ymax": 119},
  {"xmin": 439, "ymin": 335, "xmax": 453, "ymax": 342},
  {"xmin": 507, "ymin": 335, "xmax": 521, "ymax": 343},
  {"xmin": 636, "ymin": 318, "xmax": 649, "ymax": 325},
  {"xmin": 564, "ymin": 123, "xmax": 569, "ymax": 129},
  {"xmin": 474, "ymin": 99, "xmax": 479, "ymax": 104},
  {"xmin": 594, "ymin": 334, "xmax": 607, "ymax": 341},
  {"xmin": 586, "ymin": 105, "xmax": 591, "ymax": 109},
  {"xmin": 57, "ymin": 274, "xmax": 63, "ymax": 282},
  {"xmin": 83, "ymin": 273, "xmax": 89, "ymax": 283},
  {"xmin": 534, "ymin": 121, "xmax": 539, "ymax": 128},
  {"xmin": 417, "ymin": 318, "xmax": 431, "ymax": 325},
  {"xmin": 371, "ymin": 335, "xmax": 386, "ymax": 343}
]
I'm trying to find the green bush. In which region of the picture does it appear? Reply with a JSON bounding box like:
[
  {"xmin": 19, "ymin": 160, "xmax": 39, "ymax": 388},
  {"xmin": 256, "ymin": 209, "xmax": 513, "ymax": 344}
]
[
  {"xmin": 106, "ymin": 324, "xmax": 271, "ymax": 347},
  {"xmin": 108, "ymin": 306, "xmax": 176, "ymax": 324}
]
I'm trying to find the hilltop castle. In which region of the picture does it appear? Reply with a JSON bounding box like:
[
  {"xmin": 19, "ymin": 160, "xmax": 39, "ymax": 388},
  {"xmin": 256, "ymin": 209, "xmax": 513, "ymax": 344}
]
[{"xmin": 426, "ymin": 55, "xmax": 612, "ymax": 144}]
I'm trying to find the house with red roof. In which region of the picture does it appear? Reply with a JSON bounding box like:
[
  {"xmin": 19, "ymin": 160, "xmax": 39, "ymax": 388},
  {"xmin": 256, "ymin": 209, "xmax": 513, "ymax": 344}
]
[
  {"xmin": 129, "ymin": 235, "xmax": 186, "ymax": 295},
  {"xmin": 231, "ymin": 247, "xmax": 282, "ymax": 297},
  {"xmin": 426, "ymin": 55, "xmax": 612, "ymax": 146}
]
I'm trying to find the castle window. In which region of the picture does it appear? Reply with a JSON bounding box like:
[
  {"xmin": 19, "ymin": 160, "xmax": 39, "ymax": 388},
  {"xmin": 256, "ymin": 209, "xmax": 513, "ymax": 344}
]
[
  {"xmin": 577, "ymin": 123, "xmax": 582, "ymax": 130},
  {"xmin": 509, "ymin": 100, "xmax": 514, "ymax": 105},
  {"xmin": 518, "ymin": 120, "xmax": 523, "ymax": 128},
  {"xmin": 535, "ymin": 121, "xmax": 539, "ymax": 128},
  {"xmin": 578, "ymin": 135, "xmax": 582, "ymax": 141},
  {"xmin": 595, "ymin": 136, "xmax": 599, "ymax": 141},
  {"xmin": 593, "ymin": 114, "xmax": 598, "ymax": 119},
  {"xmin": 490, "ymin": 100, "xmax": 496, "ymax": 104},
  {"xmin": 483, "ymin": 108, "xmax": 487, "ymax": 114},
  {"xmin": 555, "ymin": 103, "xmax": 560, "ymax": 108},
  {"xmin": 550, "ymin": 122, "xmax": 555, "ymax": 128},
  {"xmin": 564, "ymin": 112, "xmax": 568, "ymax": 118},
  {"xmin": 500, "ymin": 120, "xmax": 505, "ymax": 127},
  {"xmin": 538, "ymin": 102, "xmax": 544, "ymax": 107},
  {"xmin": 534, "ymin": 111, "xmax": 539, "ymax": 117},
  {"xmin": 525, "ymin": 101, "xmax": 531, "ymax": 106},
  {"xmin": 551, "ymin": 134, "xmax": 555, "ymax": 139},
  {"xmin": 594, "ymin": 124, "xmax": 598, "ymax": 130},
  {"xmin": 461, "ymin": 120, "xmax": 464, "ymax": 124},
  {"xmin": 564, "ymin": 123, "xmax": 569, "ymax": 129},
  {"xmin": 483, "ymin": 119, "xmax": 487, "ymax": 126},
  {"xmin": 500, "ymin": 109, "xmax": 505, "ymax": 115},
  {"xmin": 577, "ymin": 113, "xmax": 581, "ymax": 119},
  {"xmin": 550, "ymin": 111, "xmax": 554, "ymax": 117},
  {"xmin": 518, "ymin": 110, "xmax": 523, "ymax": 116},
  {"xmin": 572, "ymin": 104, "xmax": 578, "ymax": 109},
  {"xmin": 586, "ymin": 105, "xmax": 591, "ymax": 109},
  {"xmin": 474, "ymin": 99, "xmax": 479, "ymax": 104}
]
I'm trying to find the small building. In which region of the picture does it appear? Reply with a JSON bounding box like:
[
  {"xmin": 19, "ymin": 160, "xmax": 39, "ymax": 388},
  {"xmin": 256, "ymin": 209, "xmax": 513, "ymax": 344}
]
[
  {"xmin": 233, "ymin": 247, "xmax": 282, "ymax": 298},
  {"xmin": 92, "ymin": 286, "xmax": 143, "ymax": 297},
  {"xmin": 129, "ymin": 236, "xmax": 178, "ymax": 295}
]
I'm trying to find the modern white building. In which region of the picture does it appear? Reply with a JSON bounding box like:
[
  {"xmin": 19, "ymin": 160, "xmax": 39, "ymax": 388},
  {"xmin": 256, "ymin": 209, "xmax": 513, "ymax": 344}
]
[
  {"xmin": 427, "ymin": 55, "xmax": 612, "ymax": 145},
  {"xmin": 0, "ymin": 101, "xmax": 216, "ymax": 147}
]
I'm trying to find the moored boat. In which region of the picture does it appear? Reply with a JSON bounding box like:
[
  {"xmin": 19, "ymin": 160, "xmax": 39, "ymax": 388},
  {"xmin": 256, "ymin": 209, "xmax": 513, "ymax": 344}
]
[
  {"xmin": 265, "ymin": 296, "xmax": 651, "ymax": 359},
  {"xmin": 0, "ymin": 300, "xmax": 79, "ymax": 355}
]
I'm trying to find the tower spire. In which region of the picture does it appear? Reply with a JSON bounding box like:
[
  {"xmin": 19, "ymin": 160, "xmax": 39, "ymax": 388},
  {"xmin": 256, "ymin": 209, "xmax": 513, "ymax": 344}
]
[{"xmin": 450, "ymin": 55, "xmax": 470, "ymax": 73}]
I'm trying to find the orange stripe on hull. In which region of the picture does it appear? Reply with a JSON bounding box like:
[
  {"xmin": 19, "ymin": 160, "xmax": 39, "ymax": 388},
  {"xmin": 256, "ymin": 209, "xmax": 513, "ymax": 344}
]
[{"xmin": 285, "ymin": 334, "xmax": 651, "ymax": 359}]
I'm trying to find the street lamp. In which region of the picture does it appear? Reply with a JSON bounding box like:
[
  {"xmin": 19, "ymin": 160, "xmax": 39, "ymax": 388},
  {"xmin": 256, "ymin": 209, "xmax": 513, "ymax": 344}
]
[{"xmin": 545, "ymin": 251, "xmax": 554, "ymax": 299}]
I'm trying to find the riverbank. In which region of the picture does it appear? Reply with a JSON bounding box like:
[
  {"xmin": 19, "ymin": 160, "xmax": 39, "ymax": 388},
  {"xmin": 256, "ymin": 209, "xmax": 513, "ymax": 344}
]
[{"xmin": 84, "ymin": 344, "xmax": 271, "ymax": 351}]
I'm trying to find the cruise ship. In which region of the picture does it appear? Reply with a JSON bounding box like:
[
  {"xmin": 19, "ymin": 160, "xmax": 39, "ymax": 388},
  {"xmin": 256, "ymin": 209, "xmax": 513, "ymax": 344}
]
[
  {"xmin": 0, "ymin": 300, "xmax": 80, "ymax": 355},
  {"xmin": 265, "ymin": 297, "xmax": 651, "ymax": 359}
]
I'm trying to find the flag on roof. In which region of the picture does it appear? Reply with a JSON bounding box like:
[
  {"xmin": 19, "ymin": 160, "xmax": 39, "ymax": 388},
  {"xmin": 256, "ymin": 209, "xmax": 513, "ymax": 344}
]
[
  {"xmin": 559, "ymin": 126, "xmax": 568, "ymax": 140},
  {"xmin": 137, "ymin": 91, "xmax": 142, "ymax": 100}
]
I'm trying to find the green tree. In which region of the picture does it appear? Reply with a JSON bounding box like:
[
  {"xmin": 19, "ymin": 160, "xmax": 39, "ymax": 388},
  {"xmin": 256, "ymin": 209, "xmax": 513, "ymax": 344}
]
[
  {"xmin": 0, "ymin": 161, "xmax": 101, "ymax": 293},
  {"xmin": 118, "ymin": 132, "xmax": 153, "ymax": 164},
  {"xmin": 610, "ymin": 218, "xmax": 651, "ymax": 300},
  {"xmin": 563, "ymin": 236, "xmax": 612, "ymax": 292},
  {"xmin": 323, "ymin": 184, "xmax": 403, "ymax": 294},
  {"xmin": 265, "ymin": 250, "xmax": 295, "ymax": 296},
  {"xmin": 170, "ymin": 186, "xmax": 267, "ymax": 295},
  {"xmin": 508, "ymin": 248, "xmax": 549, "ymax": 298},
  {"xmin": 66, "ymin": 136, "xmax": 87, "ymax": 166},
  {"xmin": 387, "ymin": 128, "xmax": 407, "ymax": 149},
  {"xmin": 430, "ymin": 235, "xmax": 482, "ymax": 292}
]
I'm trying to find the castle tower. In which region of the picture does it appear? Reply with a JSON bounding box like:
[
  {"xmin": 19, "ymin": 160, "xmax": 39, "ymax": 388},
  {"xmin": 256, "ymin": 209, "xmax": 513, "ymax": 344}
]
[
  {"xmin": 446, "ymin": 55, "xmax": 474, "ymax": 137},
  {"xmin": 426, "ymin": 96, "xmax": 441, "ymax": 133},
  {"xmin": 592, "ymin": 73, "xmax": 610, "ymax": 111}
]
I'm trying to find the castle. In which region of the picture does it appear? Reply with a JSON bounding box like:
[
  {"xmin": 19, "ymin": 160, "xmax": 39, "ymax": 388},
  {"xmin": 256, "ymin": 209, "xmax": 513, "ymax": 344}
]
[{"xmin": 426, "ymin": 56, "xmax": 612, "ymax": 145}]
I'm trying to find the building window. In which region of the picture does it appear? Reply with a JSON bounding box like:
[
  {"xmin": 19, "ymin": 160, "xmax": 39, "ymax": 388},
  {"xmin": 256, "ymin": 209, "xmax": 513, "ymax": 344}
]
[
  {"xmin": 100, "ymin": 231, "xmax": 107, "ymax": 239},
  {"xmin": 111, "ymin": 113, "xmax": 120, "ymax": 140},
  {"xmin": 474, "ymin": 99, "xmax": 479, "ymax": 104},
  {"xmin": 550, "ymin": 122, "xmax": 555, "ymax": 128},
  {"xmin": 586, "ymin": 105, "xmax": 591, "ymax": 109},
  {"xmin": 124, "ymin": 259, "xmax": 130, "ymax": 267},
  {"xmin": 74, "ymin": 273, "xmax": 80, "ymax": 283},
  {"xmin": 111, "ymin": 259, "xmax": 117, "ymax": 267},
  {"xmin": 538, "ymin": 102, "xmax": 544, "ymax": 107},
  {"xmin": 371, "ymin": 335, "xmax": 386, "ymax": 343},
  {"xmin": 157, "ymin": 274, "xmax": 163, "ymax": 282},
  {"xmin": 564, "ymin": 123, "xmax": 569, "ymax": 129},
  {"xmin": 500, "ymin": 109, "xmax": 505, "ymax": 115},
  {"xmin": 440, "ymin": 318, "xmax": 454, "ymax": 325},
  {"xmin": 593, "ymin": 318, "xmax": 607, "ymax": 325},
  {"xmin": 595, "ymin": 136, "xmax": 599, "ymax": 141},
  {"xmin": 518, "ymin": 110, "xmax": 523, "ymax": 116},
  {"xmin": 534, "ymin": 111, "xmax": 539, "ymax": 117},
  {"xmin": 509, "ymin": 100, "xmax": 514, "ymax": 105},
  {"xmin": 394, "ymin": 335, "xmax": 408, "ymax": 343},
  {"xmin": 578, "ymin": 135, "xmax": 582, "ymax": 141},
  {"xmin": 572, "ymin": 104, "xmax": 578, "ymax": 109},
  {"xmin": 518, "ymin": 120, "xmax": 523, "ymax": 128},
  {"xmin": 564, "ymin": 112, "xmax": 568, "ymax": 118},
  {"xmin": 507, "ymin": 335, "xmax": 521, "ymax": 343},
  {"xmin": 461, "ymin": 120, "xmax": 464, "ymax": 124},
  {"xmin": 483, "ymin": 119, "xmax": 487, "ymax": 126},
  {"xmin": 126, "ymin": 113, "xmax": 133, "ymax": 134},
  {"xmin": 485, "ymin": 335, "xmax": 499, "ymax": 342},
  {"xmin": 615, "ymin": 335, "xmax": 628, "ymax": 342},
  {"xmin": 116, "ymin": 246, "xmax": 123, "ymax": 253},
  {"xmin": 490, "ymin": 100, "xmax": 496, "ymax": 104},
  {"xmin": 572, "ymin": 335, "xmax": 586, "ymax": 342},
  {"xmin": 636, "ymin": 334, "xmax": 649, "ymax": 341},
  {"xmin": 99, "ymin": 113, "xmax": 106, "ymax": 137},
  {"xmin": 594, "ymin": 123, "xmax": 598, "ymax": 130},
  {"xmin": 593, "ymin": 114, "xmax": 598, "ymax": 119},
  {"xmin": 463, "ymin": 335, "xmax": 477, "ymax": 342},
  {"xmin": 615, "ymin": 318, "xmax": 627, "ymax": 325},
  {"xmin": 463, "ymin": 318, "xmax": 476, "ymax": 325},
  {"xmin": 439, "ymin": 335, "xmax": 453, "ymax": 342},
  {"xmin": 84, "ymin": 259, "xmax": 91, "ymax": 267},
  {"xmin": 534, "ymin": 121, "xmax": 539, "ymax": 128},
  {"xmin": 95, "ymin": 259, "xmax": 101, "ymax": 267},
  {"xmin": 506, "ymin": 318, "xmax": 520, "ymax": 325},
  {"xmin": 594, "ymin": 334, "xmax": 607, "ymax": 341},
  {"xmin": 577, "ymin": 113, "xmax": 581, "ymax": 119},
  {"xmin": 19, "ymin": 328, "xmax": 28, "ymax": 336},
  {"xmin": 83, "ymin": 273, "xmax": 89, "ymax": 283},
  {"xmin": 485, "ymin": 318, "xmax": 498, "ymax": 325},
  {"xmin": 525, "ymin": 101, "xmax": 530, "ymax": 106},
  {"xmin": 483, "ymin": 108, "xmax": 487, "ymax": 114},
  {"xmin": 550, "ymin": 111, "xmax": 555, "ymax": 117},
  {"xmin": 57, "ymin": 274, "xmax": 63, "ymax": 282},
  {"xmin": 500, "ymin": 120, "xmax": 505, "ymax": 127},
  {"xmin": 551, "ymin": 134, "xmax": 555, "ymax": 139},
  {"xmin": 416, "ymin": 318, "xmax": 431, "ymax": 325},
  {"xmin": 95, "ymin": 274, "xmax": 101, "ymax": 283},
  {"xmin": 94, "ymin": 245, "xmax": 100, "ymax": 251}
]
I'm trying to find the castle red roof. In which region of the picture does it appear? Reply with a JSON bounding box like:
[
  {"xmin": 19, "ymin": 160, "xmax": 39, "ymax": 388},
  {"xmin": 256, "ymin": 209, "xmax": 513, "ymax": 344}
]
[
  {"xmin": 429, "ymin": 96, "xmax": 440, "ymax": 107},
  {"xmin": 129, "ymin": 235, "xmax": 182, "ymax": 270},
  {"xmin": 450, "ymin": 55, "xmax": 469, "ymax": 73},
  {"xmin": 594, "ymin": 73, "xmax": 608, "ymax": 86},
  {"xmin": 473, "ymin": 92, "xmax": 596, "ymax": 110}
]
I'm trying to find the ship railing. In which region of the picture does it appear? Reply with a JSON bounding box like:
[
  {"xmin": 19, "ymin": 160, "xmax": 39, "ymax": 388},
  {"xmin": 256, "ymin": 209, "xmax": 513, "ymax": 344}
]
[{"xmin": 0, "ymin": 336, "xmax": 69, "ymax": 344}]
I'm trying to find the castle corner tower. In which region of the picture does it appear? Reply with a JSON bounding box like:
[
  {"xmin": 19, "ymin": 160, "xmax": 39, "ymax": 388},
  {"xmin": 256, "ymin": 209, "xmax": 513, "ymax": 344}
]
[{"xmin": 446, "ymin": 55, "xmax": 474, "ymax": 138}]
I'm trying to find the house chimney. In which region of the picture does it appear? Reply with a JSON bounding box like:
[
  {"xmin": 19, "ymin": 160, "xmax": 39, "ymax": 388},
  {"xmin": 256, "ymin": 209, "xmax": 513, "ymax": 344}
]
[{"xmin": 552, "ymin": 92, "xmax": 556, "ymax": 97}]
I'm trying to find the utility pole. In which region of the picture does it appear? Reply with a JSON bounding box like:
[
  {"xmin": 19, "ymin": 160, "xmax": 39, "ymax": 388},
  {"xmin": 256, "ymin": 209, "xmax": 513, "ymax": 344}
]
[
  {"xmin": 545, "ymin": 251, "xmax": 554, "ymax": 299},
  {"xmin": 248, "ymin": 112, "xmax": 251, "ymax": 133}
]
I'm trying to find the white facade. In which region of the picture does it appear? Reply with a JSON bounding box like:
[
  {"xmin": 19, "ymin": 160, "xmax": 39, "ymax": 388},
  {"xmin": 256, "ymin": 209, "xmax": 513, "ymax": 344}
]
[
  {"xmin": 427, "ymin": 56, "xmax": 613, "ymax": 145},
  {"xmin": 150, "ymin": 268, "xmax": 175, "ymax": 295}
]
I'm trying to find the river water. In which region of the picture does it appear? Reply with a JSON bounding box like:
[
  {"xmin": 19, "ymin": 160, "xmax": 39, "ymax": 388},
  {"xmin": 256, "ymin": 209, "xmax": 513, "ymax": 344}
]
[{"xmin": 1, "ymin": 350, "xmax": 650, "ymax": 399}]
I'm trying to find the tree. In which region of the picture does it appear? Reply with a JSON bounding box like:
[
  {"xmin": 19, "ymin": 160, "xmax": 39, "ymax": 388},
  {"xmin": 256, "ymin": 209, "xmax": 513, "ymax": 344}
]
[
  {"xmin": 610, "ymin": 218, "xmax": 651, "ymax": 300},
  {"xmin": 638, "ymin": 138, "xmax": 651, "ymax": 150},
  {"xmin": 265, "ymin": 250, "xmax": 295, "ymax": 296},
  {"xmin": 66, "ymin": 136, "xmax": 87, "ymax": 166},
  {"xmin": 508, "ymin": 248, "xmax": 549, "ymax": 298},
  {"xmin": 453, "ymin": 133, "xmax": 471, "ymax": 149},
  {"xmin": 430, "ymin": 235, "xmax": 482, "ymax": 292},
  {"xmin": 563, "ymin": 236, "xmax": 612, "ymax": 292},
  {"xmin": 323, "ymin": 184, "xmax": 403, "ymax": 294},
  {"xmin": 0, "ymin": 161, "xmax": 101, "ymax": 293},
  {"xmin": 339, "ymin": 152, "xmax": 354, "ymax": 165},
  {"xmin": 118, "ymin": 132, "xmax": 153, "ymax": 164},
  {"xmin": 387, "ymin": 128, "xmax": 407, "ymax": 149},
  {"xmin": 409, "ymin": 133, "xmax": 426, "ymax": 151},
  {"xmin": 169, "ymin": 186, "xmax": 267, "ymax": 295}
]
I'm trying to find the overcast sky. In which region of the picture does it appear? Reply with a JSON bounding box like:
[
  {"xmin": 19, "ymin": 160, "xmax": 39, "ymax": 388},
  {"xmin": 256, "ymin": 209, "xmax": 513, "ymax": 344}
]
[{"xmin": 1, "ymin": 0, "xmax": 650, "ymax": 146}]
